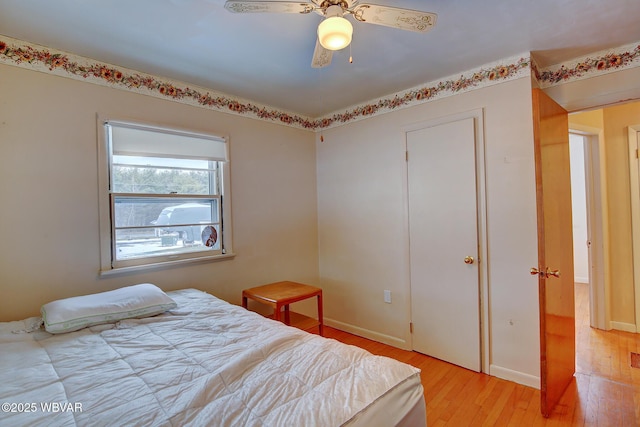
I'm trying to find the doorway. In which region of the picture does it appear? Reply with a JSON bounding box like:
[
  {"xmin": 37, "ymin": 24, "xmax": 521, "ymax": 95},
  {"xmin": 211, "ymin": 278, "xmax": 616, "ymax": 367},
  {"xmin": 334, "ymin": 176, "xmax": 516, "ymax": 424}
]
[
  {"xmin": 568, "ymin": 123, "xmax": 608, "ymax": 331},
  {"xmin": 569, "ymin": 133, "xmax": 589, "ymax": 287},
  {"xmin": 628, "ymin": 124, "xmax": 640, "ymax": 332},
  {"xmin": 569, "ymin": 130, "xmax": 605, "ymax": 331}
]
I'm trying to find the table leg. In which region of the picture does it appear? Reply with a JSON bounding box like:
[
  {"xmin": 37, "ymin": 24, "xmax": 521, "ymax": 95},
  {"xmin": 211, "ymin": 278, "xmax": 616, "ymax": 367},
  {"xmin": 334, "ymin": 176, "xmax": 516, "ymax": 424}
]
[
  {"xmin": 284, "ymin": 305, "xmax": 290, "ymax": 325},
  {"xmin": 242, "ymin": 295, "xmax": 248, "ymax": 309},
  {"xmin": 317, "ymin": 293, "xmax": 324, "ymax": 336},
  {"xmin": 274, "ymin": 303, "xmax": 281, "ymax": 322}
]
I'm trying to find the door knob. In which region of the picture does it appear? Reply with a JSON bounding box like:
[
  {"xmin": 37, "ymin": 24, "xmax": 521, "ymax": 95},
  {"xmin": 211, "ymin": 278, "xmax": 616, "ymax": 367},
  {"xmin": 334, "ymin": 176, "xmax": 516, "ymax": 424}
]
[
  {"xmin": 546, "ymin": 268, "xmax": 561, "ymax": 278},
  {"xmin": 464, "ymin": 256, "xmax": 475, "ymax": 265},
  {"xmin": 530, "ymin": 267, "xmax": 561, "ymax": 278}
]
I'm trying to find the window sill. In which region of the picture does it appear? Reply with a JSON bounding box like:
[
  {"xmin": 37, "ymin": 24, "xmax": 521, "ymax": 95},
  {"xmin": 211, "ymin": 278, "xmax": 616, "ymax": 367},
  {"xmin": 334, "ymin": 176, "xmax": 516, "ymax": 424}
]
[{"xmin": 99, "ymin": 252, "xmax": 236, "ymax": 277}]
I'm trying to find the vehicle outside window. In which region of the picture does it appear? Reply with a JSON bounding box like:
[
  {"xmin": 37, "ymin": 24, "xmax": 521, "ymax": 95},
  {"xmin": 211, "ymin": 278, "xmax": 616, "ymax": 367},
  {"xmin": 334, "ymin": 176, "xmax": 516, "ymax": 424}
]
[{"xmin": 152, "ymin": 202, "xmax": 217, "ymax": 245}]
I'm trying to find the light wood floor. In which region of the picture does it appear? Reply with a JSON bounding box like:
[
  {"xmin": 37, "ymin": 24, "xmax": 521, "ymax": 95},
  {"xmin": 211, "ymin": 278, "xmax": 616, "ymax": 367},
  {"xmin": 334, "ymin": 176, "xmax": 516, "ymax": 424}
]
[{"xmin": 324, "ymin": 282, "xmax": 640, "ymax": 426}]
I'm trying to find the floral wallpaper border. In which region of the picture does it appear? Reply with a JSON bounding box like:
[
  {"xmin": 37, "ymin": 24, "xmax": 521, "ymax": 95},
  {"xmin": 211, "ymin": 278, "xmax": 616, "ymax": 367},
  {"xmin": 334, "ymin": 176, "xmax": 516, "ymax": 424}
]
[
  {"xmin": 0, "ymin": 36, "xmax": 528, "ymax": 130},
  {"xmin": 532, "ymin": 41, "xmax": 640, "ymax": 87},
  {"xmin": 319, "ymin": 54, "xmax": 531, "ymax": 129},
  {"xmin": 1, "ymin": 35, "xmax": 638, "ymax": 131},
  {"xmin": 0, "ymin": 36, "xmax": 313, "ymax": 129}
]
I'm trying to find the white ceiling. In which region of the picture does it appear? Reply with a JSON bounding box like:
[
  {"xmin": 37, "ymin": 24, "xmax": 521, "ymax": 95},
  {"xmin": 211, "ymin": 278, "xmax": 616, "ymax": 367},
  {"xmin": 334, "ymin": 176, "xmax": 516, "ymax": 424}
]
[{"xmin": 1, "ymin": 0, "xmax": 639, "ymax": 117}]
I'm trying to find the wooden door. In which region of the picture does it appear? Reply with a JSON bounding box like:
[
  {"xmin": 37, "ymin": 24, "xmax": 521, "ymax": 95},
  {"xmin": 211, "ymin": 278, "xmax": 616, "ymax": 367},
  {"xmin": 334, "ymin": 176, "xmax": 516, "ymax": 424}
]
[
  {"xmin": 408, "ymin": 117, "xmax": 481, "ymax": 372},
  {"xmin": 532, "ymin": 88, "xmax": 576, "ymax": 417}
]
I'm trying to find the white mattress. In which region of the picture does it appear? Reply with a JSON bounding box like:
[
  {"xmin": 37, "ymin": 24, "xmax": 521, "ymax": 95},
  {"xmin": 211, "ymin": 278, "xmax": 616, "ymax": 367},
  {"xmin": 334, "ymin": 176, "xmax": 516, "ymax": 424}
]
[{"xmin": 0, "ymin": 289, "xmax": 425, "ymax": 426}]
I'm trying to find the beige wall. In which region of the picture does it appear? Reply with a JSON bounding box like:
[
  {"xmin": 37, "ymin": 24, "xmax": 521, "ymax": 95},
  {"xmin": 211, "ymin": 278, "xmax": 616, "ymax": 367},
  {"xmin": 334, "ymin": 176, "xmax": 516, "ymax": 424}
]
[
  {"xmin": 603, "ymin": 102, "xmax": 640, "ymax": 327},
  {"xmin": 2, "ymin": 59, "xmax": 543, "ymax": 387},
  {"xmin": 4, "ymin": 53, "xmax": 639, "ymax": 387},
  {"xmin": 569, "ymin": 109, "xmax": 604, "ymax": 129},
  {"xmin": 570, "ymin": 102, "xmax": 640, "ymax": 328},
  {"xmin": 317, "ymin": 77, "xmax": 542, "ymax": 386},
  {"xmin": 0, "ymin": 64, "xmax": 319, "ymax": 321}
]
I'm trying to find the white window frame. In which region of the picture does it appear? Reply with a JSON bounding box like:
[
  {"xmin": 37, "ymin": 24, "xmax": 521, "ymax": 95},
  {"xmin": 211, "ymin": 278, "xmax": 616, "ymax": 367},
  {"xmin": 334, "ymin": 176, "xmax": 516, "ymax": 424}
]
[{"xmin": 97, "ymin": 116, "xmax": 234, "ymax": 275}]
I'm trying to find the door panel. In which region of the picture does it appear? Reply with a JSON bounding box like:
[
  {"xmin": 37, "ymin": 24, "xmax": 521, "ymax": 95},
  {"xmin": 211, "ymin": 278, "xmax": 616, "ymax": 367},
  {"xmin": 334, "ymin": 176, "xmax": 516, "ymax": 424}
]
[
  {"xmin": 408, "ymin": 117, "xmax": 481, "ymax": 372},
  {"xmin": 532, "ymin": 88, "xmax": 575, "ymax": 417}
]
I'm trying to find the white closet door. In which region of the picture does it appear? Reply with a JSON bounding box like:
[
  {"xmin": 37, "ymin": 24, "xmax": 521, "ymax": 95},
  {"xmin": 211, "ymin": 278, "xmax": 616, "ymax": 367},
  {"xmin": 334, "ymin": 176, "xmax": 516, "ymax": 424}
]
[{"xmin": 407, "ymin": 117, "xmax": 481, "ymax": 372}]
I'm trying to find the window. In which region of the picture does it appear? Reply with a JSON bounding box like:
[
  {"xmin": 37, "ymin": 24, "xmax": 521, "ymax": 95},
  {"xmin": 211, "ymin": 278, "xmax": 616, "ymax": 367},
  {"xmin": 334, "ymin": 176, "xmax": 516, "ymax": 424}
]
[{"xmin": 98, "ymin": 119, "xmax": 232, "ymax": 273}]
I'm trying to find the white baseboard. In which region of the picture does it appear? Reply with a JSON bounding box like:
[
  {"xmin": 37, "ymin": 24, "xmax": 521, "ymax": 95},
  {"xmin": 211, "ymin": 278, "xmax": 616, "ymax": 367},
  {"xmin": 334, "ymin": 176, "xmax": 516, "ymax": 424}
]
[
  {"xmin": 489, "ymin": 365, "xmax": 540, "ymax": 389},
  {"xmin": 324, "ymin": 317, "xmax": 410, "ymax": 350},
  {"xmin": 327, "ymin": 320, "xmax": 543, "ymax": 390},
  {"xmin": 325, "ymin": 319, "xmax": 549, "ymax": 392},
  {"xmin": 610, "ymin": 321, "xmax": 637, "ymax": 333}
]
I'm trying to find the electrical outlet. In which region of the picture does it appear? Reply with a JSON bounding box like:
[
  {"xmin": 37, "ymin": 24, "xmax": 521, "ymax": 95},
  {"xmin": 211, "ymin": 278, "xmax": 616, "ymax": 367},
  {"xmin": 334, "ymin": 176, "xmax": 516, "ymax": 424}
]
[{"xmin": 384, "ymin": 290, "xmax": 392, "ymax": 304}]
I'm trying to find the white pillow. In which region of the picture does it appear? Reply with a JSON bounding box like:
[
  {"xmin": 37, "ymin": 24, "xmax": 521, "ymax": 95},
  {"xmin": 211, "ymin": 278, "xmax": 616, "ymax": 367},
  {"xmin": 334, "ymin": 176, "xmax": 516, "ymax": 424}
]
[{"xmin": 41, "ymin": 283, "xmax": 177, "ymax": 334}]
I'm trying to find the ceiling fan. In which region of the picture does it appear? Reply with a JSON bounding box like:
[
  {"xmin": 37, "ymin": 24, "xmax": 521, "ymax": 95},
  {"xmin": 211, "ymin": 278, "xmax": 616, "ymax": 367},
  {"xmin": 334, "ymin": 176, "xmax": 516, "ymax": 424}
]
[{"xmin": 224, "ymin": 0, "xmax": 437, "ymax": 68}]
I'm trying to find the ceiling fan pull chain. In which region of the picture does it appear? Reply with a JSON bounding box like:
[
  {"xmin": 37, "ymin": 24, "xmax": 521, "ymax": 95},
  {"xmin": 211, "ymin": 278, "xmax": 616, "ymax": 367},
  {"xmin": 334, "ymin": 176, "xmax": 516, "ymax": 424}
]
[{"xmin": 319, "ymin": 67, "xmax": 326, "ymax": 142}]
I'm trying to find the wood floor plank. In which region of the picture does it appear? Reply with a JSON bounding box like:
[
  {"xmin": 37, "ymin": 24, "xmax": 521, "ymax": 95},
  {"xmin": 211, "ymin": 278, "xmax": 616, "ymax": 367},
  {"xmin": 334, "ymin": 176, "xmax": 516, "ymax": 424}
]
[{"xmin": 324, "ymin": 282, "xmax": 640, "ymax": 425}]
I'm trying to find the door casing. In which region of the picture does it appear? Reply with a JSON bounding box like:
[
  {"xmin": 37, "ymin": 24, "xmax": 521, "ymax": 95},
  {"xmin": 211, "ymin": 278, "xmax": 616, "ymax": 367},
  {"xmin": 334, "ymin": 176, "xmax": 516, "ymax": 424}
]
[
  {"xmin": 403, "ymin": 108, "xmax": 489, "ymax": 373},
  {"xmin": 627, "ymin": 125, "xmax": 640, "ymax": 332}
]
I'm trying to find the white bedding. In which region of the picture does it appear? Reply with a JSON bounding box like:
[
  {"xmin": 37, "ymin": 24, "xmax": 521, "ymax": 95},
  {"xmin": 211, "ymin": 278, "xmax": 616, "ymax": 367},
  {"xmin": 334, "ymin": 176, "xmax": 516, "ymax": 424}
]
[{"xmin": 0, "ymin": 289, "xmax": 425, "ymax": 427}]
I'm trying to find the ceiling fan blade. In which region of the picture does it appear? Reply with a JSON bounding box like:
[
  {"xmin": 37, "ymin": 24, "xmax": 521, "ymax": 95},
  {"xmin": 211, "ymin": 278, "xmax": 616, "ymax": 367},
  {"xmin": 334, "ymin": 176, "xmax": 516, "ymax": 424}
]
[
  {"xmin": 351, "ymin": 4, "xmax": 436, "ymax": 33},
  {"xmin": 224, "ymin": 1, "xmax": 315, "ymax": 14},
  {"xmin": 311, "ymin": 39, "xmax": 333, "ymax": 68}
]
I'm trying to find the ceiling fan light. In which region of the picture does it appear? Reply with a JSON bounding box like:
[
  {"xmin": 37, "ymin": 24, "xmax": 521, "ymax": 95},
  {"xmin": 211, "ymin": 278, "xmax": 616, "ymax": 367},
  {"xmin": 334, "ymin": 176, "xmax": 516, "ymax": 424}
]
[{"xmin": 318, "ymin": 16, "xmax": 353, "ymax": 51}]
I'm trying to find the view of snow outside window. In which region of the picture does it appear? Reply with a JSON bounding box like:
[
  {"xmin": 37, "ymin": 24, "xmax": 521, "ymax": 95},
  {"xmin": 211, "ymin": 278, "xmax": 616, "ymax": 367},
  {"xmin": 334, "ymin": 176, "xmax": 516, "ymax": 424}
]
[{"xmin": 111, "ymin": 155, "xmax": 221, "ymax": 261}]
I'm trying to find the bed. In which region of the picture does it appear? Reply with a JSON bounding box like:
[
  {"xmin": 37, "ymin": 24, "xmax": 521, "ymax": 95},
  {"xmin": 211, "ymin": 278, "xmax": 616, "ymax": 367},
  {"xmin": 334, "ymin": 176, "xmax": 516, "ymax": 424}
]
[{"xmin": 0, "ymin": 285, "xmax": 426, "ymax": 426}]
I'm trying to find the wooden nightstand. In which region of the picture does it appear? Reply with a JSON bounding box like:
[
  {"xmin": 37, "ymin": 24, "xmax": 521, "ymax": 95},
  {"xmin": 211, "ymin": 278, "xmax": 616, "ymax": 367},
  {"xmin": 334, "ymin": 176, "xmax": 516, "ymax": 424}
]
[{"xmin": 242, "ymin": 281, "xmax": 323, "ymax": 336}]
